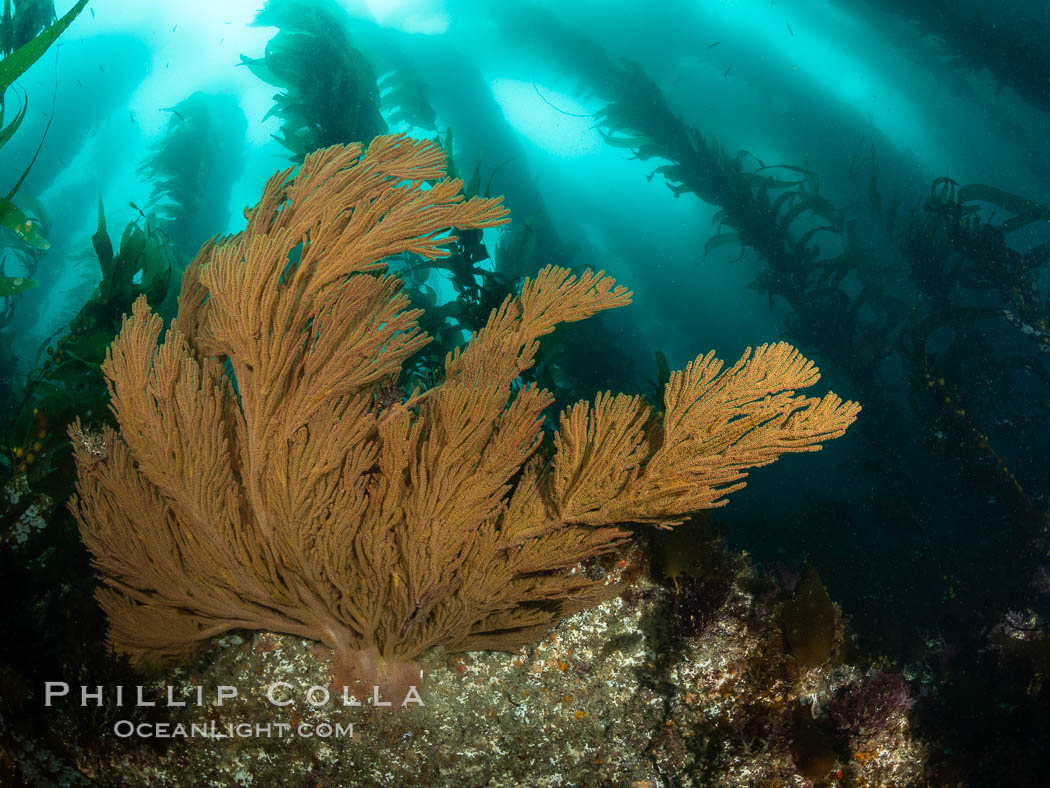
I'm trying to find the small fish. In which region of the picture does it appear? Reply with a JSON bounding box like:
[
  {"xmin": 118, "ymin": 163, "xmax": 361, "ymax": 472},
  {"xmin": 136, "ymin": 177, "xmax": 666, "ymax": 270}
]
[
  {"xmin": 162, "ymin": 107, "xmax": 186, "ymax": 122},
  {"xmin": 90, "ymin": 7, "xmax": 94, "ymax": 17},
  {"xmin": 787, "ymin": 22, "xmax": 794, "ymax": 36},
  {"xmin": 98, "ymin": 64, "xmax": 104, "ymax": 72},
  {"xmin": 172, "ymin": 25, "xmax": 177, "ymax": 32},
  {"xmin": 129, "ymin": 111, "xmax": 135, "ymax": 123},
  {"xmin": 723, "ymin": 65, "xmax": 732, "ymax": 77},
  {"xmin": 218, "ymin": 37, "xmax": 224, "ymax": 45},
  {"xmin": 707, "ymin": 42, "xmax": 720, "ymax": 49},
  {"xmin": 75, "ymin": 79, "xmax": 82, "ymax": 87}
]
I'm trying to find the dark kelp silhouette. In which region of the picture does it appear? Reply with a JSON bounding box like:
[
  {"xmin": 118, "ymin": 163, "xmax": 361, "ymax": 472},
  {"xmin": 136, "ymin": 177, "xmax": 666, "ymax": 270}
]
[{"xmin": 240, "ymin": 0, "xmax": 385, "ymax": 162}]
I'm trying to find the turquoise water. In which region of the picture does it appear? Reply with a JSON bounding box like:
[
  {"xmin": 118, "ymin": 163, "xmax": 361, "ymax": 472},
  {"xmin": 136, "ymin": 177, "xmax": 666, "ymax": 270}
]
[{"xmin": 2, "ymin": 1, "xmax": 1049, "ymax": 784}]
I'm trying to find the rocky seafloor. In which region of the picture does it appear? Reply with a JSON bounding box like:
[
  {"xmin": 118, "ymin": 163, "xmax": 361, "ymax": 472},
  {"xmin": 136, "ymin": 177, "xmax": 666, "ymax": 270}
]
[{"xmin": 4, "ymin": 537, "xmax": 927, "ymax": 787}]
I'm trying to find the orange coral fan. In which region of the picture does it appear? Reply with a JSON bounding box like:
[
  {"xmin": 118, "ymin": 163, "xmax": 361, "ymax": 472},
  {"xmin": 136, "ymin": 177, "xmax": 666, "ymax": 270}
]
[{"xmin": 69, "ymin": 134, "xmax": 860, "ymax": 698}]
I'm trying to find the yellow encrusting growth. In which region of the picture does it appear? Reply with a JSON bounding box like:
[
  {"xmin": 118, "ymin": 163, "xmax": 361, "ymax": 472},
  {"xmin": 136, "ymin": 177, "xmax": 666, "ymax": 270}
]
[{"xmin": 68, "ymin": 133, "xmax": 860, "ymax": 695}]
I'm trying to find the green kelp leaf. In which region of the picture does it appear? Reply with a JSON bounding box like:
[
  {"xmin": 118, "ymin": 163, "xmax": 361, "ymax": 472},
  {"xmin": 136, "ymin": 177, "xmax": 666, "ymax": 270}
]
[
  {"xmin": 647, "ymin": 164, "xmax": 683, "ymax": 184},
  {"xmin": 792, "ymin": 225, "xmax": 837, "ymax": 254},
  {"xmin": 271, "ymin": 126, "xmax": 308, "ymax": 159},
  {"xmin": 64, "ymin": 328, "xmax": 117, "ymax": 365},
  {"xmin": 464, "ymin": 159, "xmax": 481, "ymax": 200},
  {"xmin": 661, "ymin": 180, "xmax": 690, "ymax": 198},
  {"xmin": 957, "ymin": 183, "xmax": 1050, "ymax": 220},
  {"xmin": 117, "ymin": 218, "xmax": 146, "ymax": 263},
  {"xmin": 438, "ymin": 128, "xmax": 460, "ymax": 181},
  {"xmin": 755, "ymin": 163, "xmax": 814, "ymax": 176},
  {"xmin": 237, "ymin": 54, "xmax": 276, "ymax": 86},
  {"xmin": 754, "ymin": 183, "xmax": 772, "ymax": 212},
  {"xmin": 740, "ymin": 171, "xmax": 806, "ymax": 190},
  {"xmin": 997, "ymin": 211, "xmax": 1050, "ymax": 235},
  {"xmin": 26, "ymin": 380, "xmax": 75, "ymax": 410},
  {"xmin": 597, "ymin": 127, "xmax": 653, "ymax": 150},
  {"xmin": 137, "ymin": 230, "xmax": 172, "ymax": 305},
  {"xmin": 778, "ymin": 195, "xmax": 837, "ymax": 233},
  {"xmin": 731, "ymin": 149, "xmax": 766, "ymax": 171},
  {"xmin": 420, "ymin": 283, "xmax": 440, "ymax": 306},
  {"xmin": 704, "ymin": 231, "xmax": 741, "ymax": 258},
  {"xmin": 0, "ymin": 274, "xmax": 37, "ymax": 296},
  {"xmin": 0, "ymin": 86, "xmax": 26, "ymax": 151},
  {"xmin": 772, "ymin": 189, "xmax": 801, "ymax": 219},
  {"xmin": 0, "ymin": 0, "xmax": 88, "ymax": 95},
  {"xmin": 39, "ymin": 356, "xmax": 92, "ymax": 384},
  {"xmin": 91, "ymin": 197, "xmax": 114, "ymax": 281},
  {"xmin": 495, "ymin": 216, "xmax": 537, "ymax": 283},
  {"xmin": 930, "ymin": 175, "xmax": 957, "ymax": 201},
  {"xmin": 0, "ymin": 195, "xmax": 47, "ymax": 247}
]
